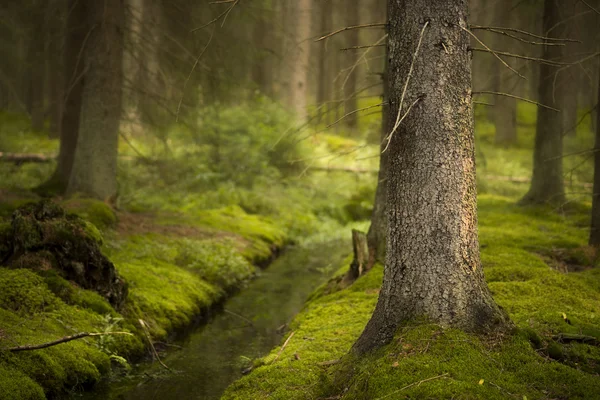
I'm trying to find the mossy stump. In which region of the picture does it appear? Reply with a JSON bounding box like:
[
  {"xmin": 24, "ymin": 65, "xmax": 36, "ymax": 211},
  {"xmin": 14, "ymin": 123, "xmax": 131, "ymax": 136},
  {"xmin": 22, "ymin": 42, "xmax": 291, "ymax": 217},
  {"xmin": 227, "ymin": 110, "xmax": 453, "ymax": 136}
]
[{"xmin": 0, "ymin": 200, "xmax": 127, "ymax": 308}]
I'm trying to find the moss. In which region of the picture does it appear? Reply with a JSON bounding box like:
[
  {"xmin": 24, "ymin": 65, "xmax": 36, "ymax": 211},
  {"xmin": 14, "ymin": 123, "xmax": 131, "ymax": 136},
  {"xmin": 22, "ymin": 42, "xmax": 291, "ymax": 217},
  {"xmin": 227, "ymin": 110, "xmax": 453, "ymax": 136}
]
[
  {"xmin": 62, "ymin": 198, "xmax": 117, "ymax": 230},
  {"xmin": 223, "ymin": 192, "xmax": 600, "ymax": 400},
  {"xmin": 0, "ymin": 269, "xmax": 60, "ymax": 315},
  {"xmin": 0, "ymin": 365, "xmax": 45, "ymax": 400}
]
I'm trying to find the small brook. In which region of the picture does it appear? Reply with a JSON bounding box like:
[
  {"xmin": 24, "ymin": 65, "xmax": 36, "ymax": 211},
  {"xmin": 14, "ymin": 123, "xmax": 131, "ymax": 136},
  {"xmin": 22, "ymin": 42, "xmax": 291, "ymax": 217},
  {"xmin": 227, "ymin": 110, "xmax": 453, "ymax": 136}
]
[{"xmin": 77, "ymin": 238, "xmax": 350, "ymax": 399}]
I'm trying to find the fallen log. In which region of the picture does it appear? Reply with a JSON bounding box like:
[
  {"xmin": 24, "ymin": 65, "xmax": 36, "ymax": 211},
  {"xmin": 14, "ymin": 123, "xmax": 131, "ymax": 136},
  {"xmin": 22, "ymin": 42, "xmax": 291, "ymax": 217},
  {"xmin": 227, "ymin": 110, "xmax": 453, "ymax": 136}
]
[{"xmin": 0, "ymin": 152, "xmax": 55, "ymax": 164}]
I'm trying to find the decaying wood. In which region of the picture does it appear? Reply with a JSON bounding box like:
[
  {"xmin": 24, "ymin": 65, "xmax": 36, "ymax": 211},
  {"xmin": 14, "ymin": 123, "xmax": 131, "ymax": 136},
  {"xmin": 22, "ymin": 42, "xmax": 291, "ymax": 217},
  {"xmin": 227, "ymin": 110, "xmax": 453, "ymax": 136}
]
[
  {"xmin": 347, "ymin": 229, "xmax": 369, "ymax": 281},
  {"xmin": 6, "ymin": 331, "xmax": 133, "ymax": 352},
  {"xmin": 0, "ymin": 152, "xmax": 55, "ymax": 164},
  {"xmin": 553, "ymin": 333, "xmax": 600, "ymax": 345},
  {"xmin": 272, "ymin": 331, "xmax": 295, "ymax": 364}
]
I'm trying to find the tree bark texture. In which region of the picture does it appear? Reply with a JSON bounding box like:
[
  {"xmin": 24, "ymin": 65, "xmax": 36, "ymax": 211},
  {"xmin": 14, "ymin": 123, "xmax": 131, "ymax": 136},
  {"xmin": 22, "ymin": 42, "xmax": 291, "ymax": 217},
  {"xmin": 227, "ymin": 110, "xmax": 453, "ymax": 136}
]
[
  {"xmin": 520, "ymin": 0, "xmax": 567, "ymax": 206},
  {"xmin": 353, "ymin": 0, "xmax": 510, "ymax": 355},
  {"xmin": 316, "ymin": 0, "xmax": 333, "ymax": 123},
  {"xmin": 67, "ymin": 0, "xmax": 124, "ymax": 200}
]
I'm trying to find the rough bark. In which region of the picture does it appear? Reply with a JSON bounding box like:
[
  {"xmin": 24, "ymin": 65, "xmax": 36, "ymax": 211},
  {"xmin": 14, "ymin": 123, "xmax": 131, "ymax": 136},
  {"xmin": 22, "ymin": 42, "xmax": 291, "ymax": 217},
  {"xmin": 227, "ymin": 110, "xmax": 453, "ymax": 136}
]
[
  {"xmin": 366, "ymin": 35, "xmax": 390, "ymax": 267},
  {"xmin": 589, "ymin": 64, "xmax": 600, "ymax": 246},
  {"xmin": 520, "ymin": 0, "xmax": 567, "ymax": 206},
  {"xmin": 288, "ymin": 0, "xmax": 312, "ymax": 119},
  {"xmin": 67, "ymin": 0, "xmax": 124, "ymax": 201},
  {"xmin": 37, "ymin": 0, "xmax": 87, "ymax": 195},
  {"xmin": 343, "ymin": 2, "xmax": 360, "ymax": 131},
  {"xmin": 353, "ymin": 0, "xmax": 510, "ymax": 355}
]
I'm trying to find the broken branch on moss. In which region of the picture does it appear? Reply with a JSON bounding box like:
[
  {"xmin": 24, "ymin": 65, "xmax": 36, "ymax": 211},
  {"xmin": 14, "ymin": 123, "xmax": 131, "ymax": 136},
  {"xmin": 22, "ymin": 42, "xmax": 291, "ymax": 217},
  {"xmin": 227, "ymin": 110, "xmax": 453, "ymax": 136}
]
[{"xmin": 6, "ymin": 331, "xmax": 133, "ymax": 353}]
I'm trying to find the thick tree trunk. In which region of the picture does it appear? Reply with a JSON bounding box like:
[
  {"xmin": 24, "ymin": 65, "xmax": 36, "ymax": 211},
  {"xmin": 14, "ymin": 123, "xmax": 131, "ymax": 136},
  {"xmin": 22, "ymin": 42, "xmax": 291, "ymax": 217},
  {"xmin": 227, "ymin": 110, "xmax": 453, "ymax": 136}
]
[
  {"xmin": 343, "ymin": 2, "xmax": 360, "ymax": 131},
  {"xmin": 288, "ymin": 0, "xmax": 312, "ymax": 119},
  {"xmin": 37, "ymin": 0, "xmax": 86, "ymax": 195},
  {"xmin": 353, "ymin": 0, "xmax": 510, "ymax": 355},
  {"xmin": 366, "ymin": 37, "xmax": 389, "ymax": 267},
  {"xmin": 520, "ymin": 0, "xmax": 567, "ymax": 206},
  {"xmin": 589, "ymin": 65, "xmax": 600, "ymax": 246},
  {"xmin": 67, "ymin": 0, "xmax": 124, "ymax": 201}
]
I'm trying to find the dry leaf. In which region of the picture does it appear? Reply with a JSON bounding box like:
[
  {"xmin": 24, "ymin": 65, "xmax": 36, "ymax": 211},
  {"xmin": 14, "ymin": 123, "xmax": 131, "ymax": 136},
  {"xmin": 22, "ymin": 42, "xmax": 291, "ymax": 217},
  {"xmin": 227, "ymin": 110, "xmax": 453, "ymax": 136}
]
[{"xmin": 478, "ymin": 379, "xmax": 484, "ymax": 385}]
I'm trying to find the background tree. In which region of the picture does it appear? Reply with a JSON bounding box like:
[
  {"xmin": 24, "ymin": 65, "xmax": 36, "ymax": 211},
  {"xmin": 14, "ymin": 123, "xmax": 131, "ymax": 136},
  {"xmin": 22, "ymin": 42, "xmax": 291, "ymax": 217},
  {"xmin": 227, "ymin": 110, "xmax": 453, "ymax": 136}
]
[
  {"xmin": 67, "ymin": 0, "xmax": 124, "ymax": 200},
  {"xmin": 353, "ymin": 0, "xmax": 510, "ymax": 354},
  {"xmin": 520, "ymin": 0, "xmax": 570, "ymax": 206}
]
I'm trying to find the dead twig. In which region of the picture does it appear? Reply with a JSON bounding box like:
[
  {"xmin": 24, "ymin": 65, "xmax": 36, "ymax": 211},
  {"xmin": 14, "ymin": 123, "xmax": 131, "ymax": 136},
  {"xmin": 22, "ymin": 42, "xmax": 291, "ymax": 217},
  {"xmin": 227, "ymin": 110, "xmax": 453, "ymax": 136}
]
[
  {"xmin": 139, "ymin": 319, "xmax": 170, "ymax": 371},
  {"xmin": 375, "ymin": 373, "xmax": 449, "ymax": 399},
  {"xmin": 271, "ymin": 331, "xmax": 295, "ymax": 364},
  {"xmin": 7, "ymin": 332, "xmax": 133, "ymax": 353},
  {"xmin": 472, "ymin": 91, "xmax": 560, "ymax": 112},
  {"xmin": 469, "ymin": 24, "xmax": 578, "ymax": 42},
  {"xmin": 315, "ymin": 23, "xmax": 386, "ymax": 42}
]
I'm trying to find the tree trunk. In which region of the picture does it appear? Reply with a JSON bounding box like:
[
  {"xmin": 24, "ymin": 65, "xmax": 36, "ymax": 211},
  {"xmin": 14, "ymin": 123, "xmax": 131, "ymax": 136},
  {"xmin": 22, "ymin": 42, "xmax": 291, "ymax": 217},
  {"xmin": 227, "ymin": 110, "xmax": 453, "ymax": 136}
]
[
  {"xmin": 353, "ymin": 0, "xmax": 510, "ymax": 355},
  {"xmin": 589, "ymin": 64, "xmax": 600, "ymax": 246},
  {"xmin": 67, "ymin": 0, "xmax": 124, "ymax": 201},
  {"xmin": 26, "ymin": 5, "xmax": 47, "ymax": 132},
  {"xmin": 492, "ymin": 0, "xmax": 517, "ymax": 146},
  {"xmin": 316, "ymin": 0, "xmax": 333, "ymax": 123},
  {"xmin": 520, "ymin": 0, "xmax": 567, "ymax": 206},
  {"xmin": 288, "ymin": 0, "xmax": 312, "ymax": 119},
  {"xmin": 37, "ymin": 0, "xmax": 86, "ymax": 195},
  {"xmin": 343, "ymin": 2, "xmax": 360, "ymax": 131},
  {"xmin": 366, "ymin": 33, "xmax": 389, "ymax": 267}
]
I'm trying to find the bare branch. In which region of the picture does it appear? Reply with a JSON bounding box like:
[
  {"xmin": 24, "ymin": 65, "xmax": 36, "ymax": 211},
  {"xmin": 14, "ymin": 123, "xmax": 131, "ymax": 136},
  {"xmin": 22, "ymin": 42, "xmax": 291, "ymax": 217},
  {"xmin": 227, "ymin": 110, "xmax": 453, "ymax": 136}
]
[
  {"xmin": 461, "ymin": 26, "xmax": 526, "ymax": 80},
  {"xmin": 7, "ymin": 332, "xmax": 133, "ymax": 353},
  {"xmin": 472, "ymin": 91, "xmax": 560, "ymax": 112},
  {"xmin": 315, "ymin": 23, "xmax": 386, "ymax": 42},
  {"xmin": 469, "ymin": 24, "xmax": 578, "ymax": 42},
  {"xmin": 471, "ymin": 48, "xmax": 571, "ymax": 66}
]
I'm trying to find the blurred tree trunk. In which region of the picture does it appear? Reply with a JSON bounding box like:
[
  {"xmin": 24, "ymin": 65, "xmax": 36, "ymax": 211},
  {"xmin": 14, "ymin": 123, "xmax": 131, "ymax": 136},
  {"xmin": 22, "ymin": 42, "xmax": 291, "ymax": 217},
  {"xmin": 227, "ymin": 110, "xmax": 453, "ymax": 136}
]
[
  {"xmin": 343, "ymin": 1, "xmax": 360, "ymax": 131},
  {"xmin": 520, "ymin": 0, "xmax": 567, "ymax": 205},
  {"xmin": 46, "ymin": 1, "xmax": 66, "ymax": 138},
  {"xmin": 353, "ymin": 0, "xmax": 510, "ymax": 355},
  {"xmin": 492, "ymin": 0, "xmax": 517, "ymax": 146},
  {"xmin": 26, "ymin": 3, "xmax": 47, "ymax": 132},
  {"xmin": 67, "ymin": 0, "xmax": 124, "ymax": 201},
  {"xmin": 590, "ymin": 62, "xmax": 600, "ymax": 246},
  {"xmin": 366, "ymin": 30, "xmax": 388, "ymax": 267},
  {"xmin": 252, "ymin": 7, "xmax": 274, "ymax": 97},
  {"xmin": 288, "ymin": 0, "xmax": 312, "ymax": 119},
  {"xmin": 37, "ymin": 0, "xmax": 86, "ymax": 195},
  {"xmin": 316, "ymin": 0, "xmax": 333, "ymax": 123}
]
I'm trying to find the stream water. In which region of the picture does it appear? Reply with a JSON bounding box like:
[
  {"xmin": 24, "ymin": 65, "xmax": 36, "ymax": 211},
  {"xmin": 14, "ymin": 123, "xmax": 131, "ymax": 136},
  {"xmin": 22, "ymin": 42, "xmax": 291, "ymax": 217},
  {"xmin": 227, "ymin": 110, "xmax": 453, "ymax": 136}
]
[{"xmin": 76, "ymin": 237, "xmax": 350, "ymax": 400}]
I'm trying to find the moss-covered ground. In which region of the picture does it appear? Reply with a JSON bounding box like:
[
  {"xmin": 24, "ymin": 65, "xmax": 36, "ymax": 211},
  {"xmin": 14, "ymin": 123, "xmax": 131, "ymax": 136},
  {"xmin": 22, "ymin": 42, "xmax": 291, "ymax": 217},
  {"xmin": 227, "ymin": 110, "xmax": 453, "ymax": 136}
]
[
  {"xmin": 222, "ymin": 103, "xmax": 600, "ymax": 399},
  {"xmin": 0, "ymin": 106, "xmax": 377, "ymax": 399}
]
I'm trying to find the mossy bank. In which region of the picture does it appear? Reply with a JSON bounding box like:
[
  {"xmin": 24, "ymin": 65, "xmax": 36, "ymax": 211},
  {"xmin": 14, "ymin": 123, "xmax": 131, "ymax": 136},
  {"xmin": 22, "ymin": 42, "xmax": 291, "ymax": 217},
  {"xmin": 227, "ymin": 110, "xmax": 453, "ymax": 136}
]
[
  {"xmin": 223, "ymin": 194, "xmax": 600, "ymax": 400},
  {"xmin": 0, "ymin": 198, "xmax": 287, "ymax": 399}
]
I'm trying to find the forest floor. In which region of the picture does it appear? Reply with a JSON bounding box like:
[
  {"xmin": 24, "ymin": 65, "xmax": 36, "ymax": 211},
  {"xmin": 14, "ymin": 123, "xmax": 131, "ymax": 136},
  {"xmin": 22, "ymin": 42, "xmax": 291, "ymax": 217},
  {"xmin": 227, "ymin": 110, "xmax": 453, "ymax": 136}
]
[
  {"xmin": 0, "ymin": 105, "xmax": 377, "ymax": 399},
  {"xmin": 1, "ymin": 100, "xmax": 600, "ymax": 399}
]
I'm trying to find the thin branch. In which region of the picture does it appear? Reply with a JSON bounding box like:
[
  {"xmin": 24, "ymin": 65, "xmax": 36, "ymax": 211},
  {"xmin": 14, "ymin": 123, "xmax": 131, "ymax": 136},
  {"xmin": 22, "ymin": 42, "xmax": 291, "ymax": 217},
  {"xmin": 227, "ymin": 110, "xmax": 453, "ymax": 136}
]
[
  {"xmin": 139, "ymin": 319, "xmax": 170, "ymax": 371},
  {"xmin": 470, "ymin": 26, "xmax": 565, "ymax": 46},
  {"xmin": 315, "ymin": 23, "xmax": 386, "ymax": 42},
  {"xmin": 470, "ymin": 48, "xmax": 570, "ymax": 66},
  {"xmin": 461, "ymin": 26, "xmax": 526, "ymax": 80},
  {"xmin": 326, "ymin": 102, "xmax": 385, "ymax": 130},
  {"xmin": 7, "ymin": 332, "xmax": 133, "ymax": 353},
  {"xmin": 472, "ymin": 91, "xmax": 560, "ymax": 112},
  {"xmin": 190, "ymin": 0, "xmax": 239, "ymax": 32},
  {"xmin": 271, "ymin": 331, "xmax": 295, "ymax": 364},
  {"xmin": 375, "ymin": 373, "xmax": 449, "ymax": 400},
  {"xmin": 469, "ymin": 24, "xmax": 578, "ymax": 42},
  {"xmin": 382, "ymin": 21, "xmax": 429, "ymax": 153},
  {"xmin": 581, "ymin": 0, "xmax": 600, "ymax": 15},
  {"xmin": 176, "ymin": 29, "xmax": 215, "ymax": 122},
  {"xmin": 341, "ymin": 44, "xmax": 386, "ymax": 51}
]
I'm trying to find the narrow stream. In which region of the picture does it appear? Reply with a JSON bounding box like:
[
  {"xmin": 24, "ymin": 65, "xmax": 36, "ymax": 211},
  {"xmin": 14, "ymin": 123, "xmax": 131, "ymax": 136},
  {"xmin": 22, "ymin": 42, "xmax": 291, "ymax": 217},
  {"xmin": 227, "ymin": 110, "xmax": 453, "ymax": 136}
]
[{"xmin": 77, "ymin": 237, "xmax": 350, "ymax": 400}]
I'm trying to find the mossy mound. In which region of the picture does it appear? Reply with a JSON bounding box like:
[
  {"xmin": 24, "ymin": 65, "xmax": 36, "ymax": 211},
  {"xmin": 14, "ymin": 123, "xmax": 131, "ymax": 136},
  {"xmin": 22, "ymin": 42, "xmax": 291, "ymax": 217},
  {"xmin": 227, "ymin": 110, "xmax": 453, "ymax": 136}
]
[
  {"xmin": 1, "ymin": 200, "xmax": 127, "ymax": 308},
  {"xmin": 62, "ymin": 197, "xmax": 118, "ymax": 230}
]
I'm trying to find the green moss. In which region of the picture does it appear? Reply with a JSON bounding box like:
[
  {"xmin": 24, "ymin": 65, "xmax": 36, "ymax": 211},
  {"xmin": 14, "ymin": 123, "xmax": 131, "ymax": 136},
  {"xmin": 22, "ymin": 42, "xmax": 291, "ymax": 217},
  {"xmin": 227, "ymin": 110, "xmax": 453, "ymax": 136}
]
[
  {"xmin": 0, "ymin": 365, "xmax": 45, "ymax": 400},
  {"xmin": 0, "ymin": 269, "xmax": 60, "ymax": 315},
  {"xmin": 62, "ymin": 198, "xmax": 117, "ymax": 230},
  {"xmin": 223, "ymin": 192, "xmax": 600, "ymax": 400}
]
